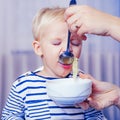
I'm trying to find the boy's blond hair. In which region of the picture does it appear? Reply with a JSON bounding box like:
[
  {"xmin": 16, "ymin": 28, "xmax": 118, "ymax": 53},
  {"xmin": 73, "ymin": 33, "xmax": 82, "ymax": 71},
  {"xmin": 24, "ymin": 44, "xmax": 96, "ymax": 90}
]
[{"xmin": 32, "ymin": 7, "xmax": 66, "ymax": 41}]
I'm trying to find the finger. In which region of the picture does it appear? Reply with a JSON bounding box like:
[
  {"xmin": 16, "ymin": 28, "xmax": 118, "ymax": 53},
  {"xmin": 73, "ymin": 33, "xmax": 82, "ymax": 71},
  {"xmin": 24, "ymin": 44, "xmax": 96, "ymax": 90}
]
[
  {"xmin": 75, "ymin": 102, "xmax": 89, "ymax": 110},
  {"xmin": 64, "ymin": 5, "xmax": 80, "ymax": 20},
  {"xmin": 81, "ymin": 34, "xmax": 87, "ymax": 41},
  {"xmin": 70, "ymin": 20, "xmax": 81, "ymax": 33},
  {"xmin": 66, "ymin": 12, "xmax": 81, "ymax": 25},
  {"xmin": 79, "ymin": 73, "xmax": 91, "ymax": 79},
  {"xmin": 69, "ymin": 24, "xmax": 87, "ymax": 41},
  {"xmin": 66, "ymin": 14, "xmax": 81, "ymax": 33},
  {"xmin": 79, "ymin": 73, "xmax": 99, "ymax": 84},
  {"xmin": 88, "ymin": 98, "xmax": 103, "ymax": 110},
  {"xmin": 70, "ymin": 19, "xmax": 88, "ymax": 38},
  {"xmin": 76, "ymin": 25, "xmax": 88, "ymax": 38},
  {"xmin": 70, "ymin": 22, "xmax": 78, "ymax": 32}
]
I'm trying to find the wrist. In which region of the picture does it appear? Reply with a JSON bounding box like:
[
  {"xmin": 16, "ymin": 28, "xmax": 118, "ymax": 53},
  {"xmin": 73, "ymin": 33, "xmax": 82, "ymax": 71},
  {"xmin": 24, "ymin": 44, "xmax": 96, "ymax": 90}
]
[
  {"xmin": 109, "ymin": 16, "xmax": 120, "ymax": 41},
  {"xmin": 114, "ymin": 88, "xmax": 120, "ymax": 109}
]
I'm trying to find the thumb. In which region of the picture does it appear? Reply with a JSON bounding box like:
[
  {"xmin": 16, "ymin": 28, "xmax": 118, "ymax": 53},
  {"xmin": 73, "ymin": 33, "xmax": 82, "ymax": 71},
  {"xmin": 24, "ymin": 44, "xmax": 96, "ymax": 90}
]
[{"xmin": 75, "ymin": 101, "xmax": 90, "ymax": 110}]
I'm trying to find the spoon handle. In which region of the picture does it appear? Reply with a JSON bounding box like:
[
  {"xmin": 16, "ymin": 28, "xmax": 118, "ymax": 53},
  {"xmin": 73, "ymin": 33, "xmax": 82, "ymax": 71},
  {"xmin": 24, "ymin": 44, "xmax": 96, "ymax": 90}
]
[
  {"xmin": 66, "ymin": 31, "xmax": 71, "ymax": 52},
  {"xmin": 69, "ymin": 0, "xmax": 77, "ymax": 5}
]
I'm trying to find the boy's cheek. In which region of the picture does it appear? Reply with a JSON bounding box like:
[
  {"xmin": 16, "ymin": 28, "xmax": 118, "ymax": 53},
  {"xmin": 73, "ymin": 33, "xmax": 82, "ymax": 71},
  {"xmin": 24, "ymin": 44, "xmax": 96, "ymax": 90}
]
[{"xmin": 73, "ymin": 49, "xmax": 81, "ymax": 58}]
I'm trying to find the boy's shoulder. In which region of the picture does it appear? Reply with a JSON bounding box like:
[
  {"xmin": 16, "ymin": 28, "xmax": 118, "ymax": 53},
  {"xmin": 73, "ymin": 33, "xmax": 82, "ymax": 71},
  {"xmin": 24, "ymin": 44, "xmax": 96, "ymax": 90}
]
[
  {"xmin": 16, "ymin": 71, "xmax": 33, "ymax": 80},
  {"xmin": 14, "ymin": 66, "xmax": 44, "ymax": 86}
]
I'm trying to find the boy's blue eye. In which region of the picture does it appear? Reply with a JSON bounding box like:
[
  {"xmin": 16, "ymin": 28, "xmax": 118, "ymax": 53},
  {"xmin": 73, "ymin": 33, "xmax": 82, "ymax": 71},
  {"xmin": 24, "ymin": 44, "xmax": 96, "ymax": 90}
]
[{"xmin": 71, "ymin": 39, "xmax": 82, "ymax": 46}]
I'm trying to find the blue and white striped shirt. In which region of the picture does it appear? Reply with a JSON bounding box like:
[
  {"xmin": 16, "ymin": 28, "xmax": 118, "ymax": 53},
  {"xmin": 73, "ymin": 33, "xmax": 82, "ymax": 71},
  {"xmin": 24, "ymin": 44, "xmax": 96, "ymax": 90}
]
[{"xmin": 2, "ymin": 68, "xmax": 107, "ymax": 120}]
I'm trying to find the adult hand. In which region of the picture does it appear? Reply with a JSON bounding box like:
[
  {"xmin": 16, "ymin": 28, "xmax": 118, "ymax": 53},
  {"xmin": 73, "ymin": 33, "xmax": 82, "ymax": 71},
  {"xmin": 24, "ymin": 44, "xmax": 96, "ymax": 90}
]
[
  {"xmin": 78, "ymin": 73, "xmax": 120, "ymax": 110},
  {"xmin": 65, "ymin": 5, "xmax": 120, "ymax": 41}
]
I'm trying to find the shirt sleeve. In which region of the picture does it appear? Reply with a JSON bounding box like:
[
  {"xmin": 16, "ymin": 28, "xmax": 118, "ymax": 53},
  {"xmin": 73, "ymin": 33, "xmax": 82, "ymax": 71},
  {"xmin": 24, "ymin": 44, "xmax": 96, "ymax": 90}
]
[
  {"xmin": 84, "ymin": 107, "xmax": 107, "ymax": 120},
  {"xmin": 1, "ymin": 84, "xmax": 25, "ymax": 120}
]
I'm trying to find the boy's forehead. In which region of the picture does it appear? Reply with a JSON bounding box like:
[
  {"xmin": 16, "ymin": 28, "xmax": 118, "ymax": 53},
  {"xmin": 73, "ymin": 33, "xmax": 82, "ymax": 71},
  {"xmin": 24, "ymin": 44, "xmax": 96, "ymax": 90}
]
[
  {"xmin": 41, "ymin": 21, "xmax": 82, "ymax": 41},
  {"xmin": 43, "ymin": 20, "xmax": 68, "ymax": 34}
]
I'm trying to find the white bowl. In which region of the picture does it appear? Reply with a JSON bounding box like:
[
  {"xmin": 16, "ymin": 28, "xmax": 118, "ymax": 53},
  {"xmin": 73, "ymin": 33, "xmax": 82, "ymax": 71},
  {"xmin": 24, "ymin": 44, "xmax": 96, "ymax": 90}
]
[{"xmin": 46, "ymin": 77, "xmax": 92, "ymax": 106}]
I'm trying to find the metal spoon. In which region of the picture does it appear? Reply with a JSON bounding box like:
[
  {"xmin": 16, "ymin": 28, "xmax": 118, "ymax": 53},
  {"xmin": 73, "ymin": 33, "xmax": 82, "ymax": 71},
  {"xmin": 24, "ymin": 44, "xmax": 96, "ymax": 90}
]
[
  {"xmin": 58, "ymin": 0, "xmax": 76, "ymax": 65},
  {"xmin": 58, "ymin": 31, "xmax": 74, "ymax": 65}
]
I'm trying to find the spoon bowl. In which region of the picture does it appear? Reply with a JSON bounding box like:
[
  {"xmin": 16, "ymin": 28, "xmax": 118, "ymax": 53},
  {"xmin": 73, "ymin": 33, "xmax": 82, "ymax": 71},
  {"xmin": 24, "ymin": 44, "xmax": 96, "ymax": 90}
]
[{"xmin": 59, "ymin": 51, "xmax": 74, "ymax": 65}]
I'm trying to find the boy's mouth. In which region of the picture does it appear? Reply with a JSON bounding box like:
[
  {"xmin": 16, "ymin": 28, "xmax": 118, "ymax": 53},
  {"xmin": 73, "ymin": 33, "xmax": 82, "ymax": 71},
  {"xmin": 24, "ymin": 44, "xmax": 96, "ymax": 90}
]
[{"xmin": 59, "ymin": 62, "xmax": 72, "ymax": 69}]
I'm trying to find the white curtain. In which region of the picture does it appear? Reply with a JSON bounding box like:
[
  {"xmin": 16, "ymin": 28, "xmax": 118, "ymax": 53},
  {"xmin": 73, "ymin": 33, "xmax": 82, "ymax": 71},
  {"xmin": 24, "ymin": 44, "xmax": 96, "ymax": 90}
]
[{"xmin": 0, "ymin": 0, "xmax": 120, "ymax": 119}]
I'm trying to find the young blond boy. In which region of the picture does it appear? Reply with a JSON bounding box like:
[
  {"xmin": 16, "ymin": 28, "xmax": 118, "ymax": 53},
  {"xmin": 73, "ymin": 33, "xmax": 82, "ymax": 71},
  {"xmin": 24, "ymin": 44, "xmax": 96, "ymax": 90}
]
[{"xmin": 2, "ymin": 7, "xmax": 107, "ymax": 120}]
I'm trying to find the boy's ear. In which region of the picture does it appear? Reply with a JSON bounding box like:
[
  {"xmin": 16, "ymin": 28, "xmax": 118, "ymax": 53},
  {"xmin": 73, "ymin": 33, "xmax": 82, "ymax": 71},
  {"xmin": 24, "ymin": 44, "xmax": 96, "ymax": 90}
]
[{"xmin": 32, "ymin": 40, "xmax": 43, "ymax": 56}]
